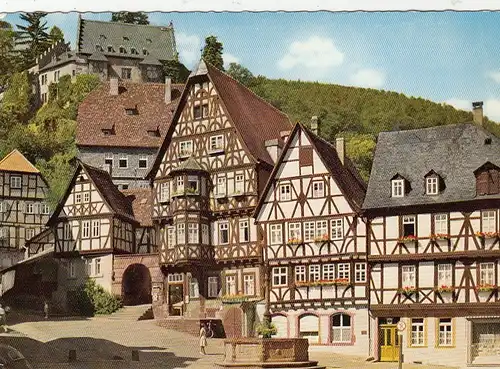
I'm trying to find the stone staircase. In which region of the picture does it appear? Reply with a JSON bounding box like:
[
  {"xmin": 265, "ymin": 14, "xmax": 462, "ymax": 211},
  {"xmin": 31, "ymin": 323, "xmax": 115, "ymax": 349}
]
[
  {"xmin": 104, "ymin": 304, "xmax": 153, "ymax": 321},
  {"xmin": 156, "ymin": 317, "xmax": 202, "ymax": 336}
]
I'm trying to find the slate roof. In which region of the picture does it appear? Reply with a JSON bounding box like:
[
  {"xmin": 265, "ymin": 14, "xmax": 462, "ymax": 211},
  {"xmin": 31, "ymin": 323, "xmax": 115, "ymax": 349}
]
[
  {"xmin": 169, "ymin": 156, "xmax": 206, "ymax": 174},
  {"xmin": 363, "ymin": 123, "xmax": 500, "ymax": 210},
  {"xmin": 77, "ymin": 18, "xmax": 177, "ymax": 62},
  {"xmin": 121, "ymin": 188, "xmax": 153, "ymax": 227},
  {"xmin": 77, "ymin": 81, "xmax": 184, "ymax": 148},
  {"xmin": 0, "ymin": 150, "xmax": 39, "ymax": 174},
  {"xmin": 38, "ymin": 51, "xmax": 78, "ymax": 72}
]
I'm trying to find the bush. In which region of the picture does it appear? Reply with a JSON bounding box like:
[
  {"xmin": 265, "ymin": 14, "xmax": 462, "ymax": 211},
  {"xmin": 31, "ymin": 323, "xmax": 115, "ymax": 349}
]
[
  {"xmin": 72, "ymin": 279, "xmax": 123, "ymax": 316},
  {"xmin": 256, "ymin": 321, "xmax": 277, "ymax": 338}
]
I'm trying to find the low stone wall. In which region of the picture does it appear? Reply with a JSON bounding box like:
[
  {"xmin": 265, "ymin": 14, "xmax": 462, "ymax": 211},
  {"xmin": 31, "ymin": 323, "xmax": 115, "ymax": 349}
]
[{"xmin": 223, "ymin": 338, "xmax": 309, "ymax": 363}]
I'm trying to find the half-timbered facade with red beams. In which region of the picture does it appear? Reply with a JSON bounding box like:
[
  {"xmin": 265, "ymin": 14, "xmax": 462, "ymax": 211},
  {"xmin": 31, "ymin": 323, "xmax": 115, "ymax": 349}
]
[
  {"xmin": 254, "ymin": 122, "xmax": 369, "ymax": 354},
  {"xmin": 364, "ymin": 117, "xmax": 500, "ymax": 366},
  {"xmin": 146, "ymin": 60, "xmax": 292, "ymax": 336},
  {"xmin": 0, "ymin": 150, "xmax": 51, "ymax": 269}
]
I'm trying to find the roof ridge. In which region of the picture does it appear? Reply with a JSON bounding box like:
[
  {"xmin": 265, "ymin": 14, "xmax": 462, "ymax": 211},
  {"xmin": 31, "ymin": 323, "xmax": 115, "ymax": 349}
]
[
  {"xmin": 81, "ymin": 18, "xmax": 174, "ymax": 30},
  {"xmin": 379, "ymin": 122, "xmax": 472, "ymax": 136}
]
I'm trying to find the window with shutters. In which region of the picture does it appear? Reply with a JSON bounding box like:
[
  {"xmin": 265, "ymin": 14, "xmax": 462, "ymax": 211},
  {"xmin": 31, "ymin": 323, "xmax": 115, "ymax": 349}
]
[
  {"xmin": 331, "ymin": 314, "xmax": 352, "ymax": 343},
  {"xmin": 475, "ymin": 164, "xmax": 500, "ymax": 196}
]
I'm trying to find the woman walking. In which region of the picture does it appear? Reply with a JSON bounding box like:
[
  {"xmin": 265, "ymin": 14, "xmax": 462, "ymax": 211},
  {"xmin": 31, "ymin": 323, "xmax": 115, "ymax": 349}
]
[{"xmin": 199, "ymin": 323, "xmax": 207, "ymax": 355}]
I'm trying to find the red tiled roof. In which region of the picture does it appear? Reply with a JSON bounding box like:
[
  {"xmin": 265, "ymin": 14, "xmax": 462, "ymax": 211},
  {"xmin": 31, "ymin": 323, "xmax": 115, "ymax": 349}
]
[
  {"xmin": 76, "ymin": 81, "xmax": 184, "ymax": 148},
  {"xmin": 121, "ymin": 188, "xmax": 153, "ymax": 227}
]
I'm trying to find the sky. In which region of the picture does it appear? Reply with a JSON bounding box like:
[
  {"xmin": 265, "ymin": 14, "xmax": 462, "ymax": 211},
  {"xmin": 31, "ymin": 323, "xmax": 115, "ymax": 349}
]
[{"xmin": 3, "ymin": 11, "xmax": 500, "ymax": 121}]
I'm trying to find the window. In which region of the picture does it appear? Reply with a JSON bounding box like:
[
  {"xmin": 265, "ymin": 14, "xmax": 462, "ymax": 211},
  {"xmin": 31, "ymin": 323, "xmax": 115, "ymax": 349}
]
[
  {"xmin": 331, "ymin": 218, "xmax": 343, "ymax": 240},
  {"xmin": 438, "ymin": 318, "xmax": 453, "ymax": 347},
  {"xmin": 187, "ymin": 176, "xmax": 199, "ymax": 194},
  {"xmin": 193, "ymin": 103, "xmax": 209, "ymax": 119},
  {"xmin": 0, "ymin": 228, "xmax": 7, "ymax": 239},
  {"xmin": 0, "ymin": 202, "xmax": 4, "ymax": 213},
  {"xmin": 102, "ymin": 129, "xmax": 114, "ymax": 136},
  {"xmin": 225, "ymin": 275, "xmax": 237, "ymax": 295},
  {"xmin": 288, "ymin": 222, "xmax": 301, "ymax": 242},
  {"xmin": 304, "ymin": 222, "xmax": 315, "ymax": 242},
  {"xmin": 316, "ymin": 220, "xmax": 328, "ymax": 239},
  {"xmin": 82, "ymin": 221, "xmax": 90, "ymax": 238},
  {"xmin": 119, "ymin": 157, "xmax": 128, "ymax": 168},
  {"xmin": 309, "ymin": 265, "xmax": 320, "ymax": 282},
  {"xmin": 279, "ymin": 184, "xmax": 291, "ymax": 201},
  {"xmin": 94, "ymin": 258, "xmax": 101, "ymax": 275},
  {"xmin": 479, "ymin": 262, "xmax": 495, "ymax": 285},
  {"xmin": 176, "ymin": 176, "xmax": 184, "ymax": 192},
  {"xmin": 410, "ymin": 318, "xmax": 425, "ymax": 346},
  {"xmin": 299, "ymin": 315, "xmax": 319, "ymax": 343},
  {"xmin": 208, "ymin": 276, "xmax": 219, "ymax": 298},
  {"xmin": 167, "ymin": 226, "xmax": 175, "ymax": 248},
  {"xmin": 392, "ymin": 179, "xmax": 404, "ymax": 197},
  {"xmin": 482, "ymin": 210, "xmax": 496, "ymax": 233},
  {"xmin": 75, "ymin": 193, "xmax": 82, "ymax": 204},
  {"xmin": 84, "ymin": 192, "xmax": 90, "ymax": 203},
  {"xmin": 402, "ymin": 265, "xmax": 416, "ymax": 287},
  {"xmin": 210, "ymin": 135, "xmax": 224, "ymax": 151},
  {"xmin": 176, "ymin": 223, "xmax": 185, "ymax": 244},
  {"xmin": 179, "ymin": 141, "xmax": 193, "ymax": 156},
  {"xmin": 142, "ymin": 48, "xmax": 148, "ymax": 55},
  {"xmin": 272, "ymin": 267, "xmax": 288, "ymax": 287},
  {"xmin": 125, "ymin": 107, "xmax": 138, "ymax": 115},
  {"xmin": 168, "ymin": 273, "xmax": 184, "ymax": 282},
  {"xmin": 41, "ymin": 93, "xmax": 48, "ymax": 103},
  {"xmin": 202, "ymin": 224, "xmax": 209, "ymax": 245},
  {"xmin": 92, "ymin": 220, "xmax": 100, "ymax": 238},
  {"xmin": 85, "ymin": 259, "xmax": 92, "ymax": 276},
  {"xmin": 189, "ymin": 276, "xmax": 199, "ymax": 298},
  {"xmin": 68, "ymin": 260, "xmax": 76, "ymax": 278},
  {"xmin": 234, "ymin": 174, "xmax": 244, "ymax": 194},
  {"xmin": 403, "ymin": 215, "xmax": 416, "ymax": 237},
  {"xmin": 332, "ymin": 314, "xmax": 352, "ymax": 343},
  {"xmin": 104, "ymin": 155, "xmax": 113, "ymax": 168},
  {"xmin": 25, "ymin": 203, "xmax": 34, "ymax": 214},
  {"xmin": 337, "ymin": 263, "xmax": 350, "ymax": 280},
  {"xmin": 312, "ymin": 181, "xmax": 324, "ymax": 198},
  {"xmin": 160, "ymin": 182, "xmax": 170, "ymax": 202},
  {"xmin": 188, "ymin": 223, "xmax": 199, "ymax": 244},
  {"xmin": 219, "ymin": 222, "xmax": 229, "ymax": 244},
  {"xmin": 217, "ymin": 177, "xmax": 226, "ymax": 196},
  {"xmin": 64, "ymin": 223, "xmax": 72, "ymax": 239},
  {"xmin": 437, "ymin": 264, "xmax": 452, "ymax": 286},
  {"xmin": 355, "ymin": 263, "xmax": 367, "ymax": 283},
  {"xmin": 121, "ymin": 67, "xmax": 132, "ymax": 79},
  {"xmin": 434, "ymin": 214, "xmax": 448, "ymax": 235},
  {"xmin": 41, "ymin": 74, "xmax": 47, "ymax": 85},
  {"xmin": 239, "ymin": 220, "xmax": 249, "ymax": 243},
  {"xmin": 322, "ymin": 264, "xmax": 335, "ymax": 281},
  {"xmin": 40, "ymin": 203, "xmax": 50, "ymax": 215},
  {"xmin": 10, "ymin": 176, "xmax": 21, "ymax": 189},
  {"xmin": 426, "ymin": 177, "xmax": 439, "ymax": 195},
  {"xmin": 25, "ymin": 228, "xmax": 36, "ymax": 241},
  {"xmin": 243, "ymin": 274, "xmax": 255, "ymax": 296},
  {"xmin": 295, "ymin": 265, "xmax": 306, "ymax": 282},
  {"xmin": 138, "ymin": 156, "xmax": 148, "ymax": 169},
  {"xmin": 121, "ymin": 184, "xmax": 129, "ymax": 190},
  {"xmin": 107, "ymin": 45, "xmax": 114, "ymax": 52},
  {"xmin": 72, "ymin": 69, "xmax": 76, "ymax": 77},
  {"xmin": 270, "ymin": 224, "xmax": 282, "ymax": 245}
]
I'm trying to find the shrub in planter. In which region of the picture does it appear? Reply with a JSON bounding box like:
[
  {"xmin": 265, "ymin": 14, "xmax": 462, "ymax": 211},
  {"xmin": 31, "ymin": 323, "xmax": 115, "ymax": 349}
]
[{"xmin": 256, "ymin": 321, "xmax": 278, "ymax": 338}]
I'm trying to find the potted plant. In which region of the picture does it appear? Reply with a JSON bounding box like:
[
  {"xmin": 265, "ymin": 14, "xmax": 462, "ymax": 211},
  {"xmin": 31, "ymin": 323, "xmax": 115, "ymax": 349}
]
[
  {"xmin": 436, "ymin": 285, "xmax": 454, "ymax": 293},
  {"xmin": 430, "ymin": 233, "xmax": 450, "ymax": 241},
  {"xmin": 475, "ymin": 283, "xmax": 497, "ymax": 293},
  {"xmin": 313, "ymin": 234, "xmax": 329, "ymax": 244},
  {"xmin": 287, "ymin": 237, "xmax": 302, "ymax": 246},
  {"xmin": 399, "ymin": 285, "xmax": 417, "ymax": 296},
  {"xmin": 221, "ymin": 293, "xmax": 249, "ymax": 304},
  {"xmin": 334, "ymin": 278, "xmax": 351, "ymax": 286},
  {"xmin": 185, "ymin": 187, "xmax": 198, "ymax": 195},
  {"xmin": 256, "ymin": 321, "xmax": 277, "ymax": 338},
  {"xmin": 398, "ymin": 235, "xmax": 418, "ymax": 243},
  {"xmin": 475, "ymin": 231, "xmax": 499, "ymax": 240}
]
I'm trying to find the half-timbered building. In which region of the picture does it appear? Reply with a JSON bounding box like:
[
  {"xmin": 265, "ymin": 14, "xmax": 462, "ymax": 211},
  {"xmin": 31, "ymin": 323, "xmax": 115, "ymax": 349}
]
[
  {"xmin": 0, "ymin": 150, "xmax": 50, "ymax": 269},
  {"xmin": 364, "ymin": 115, "xmax": 500, "ymax": 366},
  {"xmin": 254, "ymin": 122, "xmax": 369, "ymax": 354},
  {"xmin": 147, "ymin": 60, "xmax": 292, "ymax": 337}
]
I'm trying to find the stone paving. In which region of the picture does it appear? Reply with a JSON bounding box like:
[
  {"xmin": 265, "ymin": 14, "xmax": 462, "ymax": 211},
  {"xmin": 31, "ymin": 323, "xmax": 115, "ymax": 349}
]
[{"xmin": 0, "ymin": 315, "xmax": 459, "ymax": 369}]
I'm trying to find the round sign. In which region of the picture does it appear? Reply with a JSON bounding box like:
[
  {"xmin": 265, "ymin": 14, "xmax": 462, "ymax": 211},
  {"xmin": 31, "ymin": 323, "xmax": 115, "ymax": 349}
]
[{"xmin": 397, "ymin": 321, "xmax": 406, "ymax": 331}]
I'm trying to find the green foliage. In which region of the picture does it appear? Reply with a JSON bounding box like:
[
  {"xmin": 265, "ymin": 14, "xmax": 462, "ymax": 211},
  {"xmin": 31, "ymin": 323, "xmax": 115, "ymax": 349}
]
[
  {"xmin": 111, "ymin": 12, "xmax": 149, "ymax": 24},
  {"xmin": 201, "ymin": 35, "xmax": 224, "ymax": 70},
  {"xmin": 49, "ymin": 26, "xmax": 64, "ymax": 44},
  {"xmin": 1, "ymin": 71, "xmax": 32, "ymax": 121},
  {"xmin": 0, "ymin": 22, "xmax": 21, "ymax": 91},
  {"xmin": 342, "ymin": 132, "xmax": 377, "ymax": 182},
  {"xmin": 16, "ymin": 12, "xmax": 51, "ymax": 68},
  {"xmin": 162, "ymin": 59, "xmax": 190, "ymax": 84},
  {"xmin": 226, "ymin": 63, "xmax": 254, "ymax": 86},
  {"xmin": 72, "ymin": 279, "xmax": 123, "ymax": 316},
  {"xmin": 256, "ymin": 321, "xmax": 277, "ymax": 338}
]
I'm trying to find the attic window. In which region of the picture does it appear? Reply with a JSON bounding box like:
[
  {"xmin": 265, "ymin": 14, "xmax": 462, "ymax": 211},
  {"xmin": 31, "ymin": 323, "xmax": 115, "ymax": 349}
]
[
  {"xmin": 143, "ymin": 48, "xmax": 148, "ymax": 56},
  {"xmin": 125, "ymin": 108, "xmax": 138, "ymax": 115},
  {"xmin": 392, "ymin": 179, "xmax": 404, "ymax": 197},
  {"xmin": 107, "ymin": 45, "xmax": 114, "ymax": 52},
  {"xmin": 130, "ymin": 47, "xmax": 138, "ymax": 55},
  {"xmin": 123, "ymin": 36, "xmax": 129, "ymax": 41},
  {"xmin": 475, "ymin": 162, "xmax": 500, "ymax": 196},
  {"xmin": 100, "ymin": 34, "xmax": 106, "ymax": 40},
  {"xmin": 102, "ymin": 128, "xmax": 115, "ymax": 136},
  {"xmin": 95, "ymin": 44, "xmax": 102, "ymax": 52},
  {"xmin": 146, "ymin": 38, "xmax": 152, "ymax": 43},
  {"xmin": 147, "ymin": 129, "xmax": 161, "ymax": 137},
  {"xmin": 193, "ymin": 103, "xmax": 209, "ymax": 119},
  {"xmin": 485, "ymin": 137, "xmax": 492, "ymax": 145},
  {"xmin": 426, "ymin": 177, "xmax": 438, "ymax": 195},
  {"xmin": 119, "ymin": 46, "xmax": 126, "ymax": 54}
]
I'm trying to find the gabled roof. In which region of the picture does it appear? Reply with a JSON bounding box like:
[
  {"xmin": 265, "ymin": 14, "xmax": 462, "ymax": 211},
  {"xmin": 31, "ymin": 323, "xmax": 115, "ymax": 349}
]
[
  {"xmin": 147, "ymin": 60, "xmax": 293, "ymax": 178},
  {"xmin": 0, "ymin": 150, "xmax": 39, "ymax": 174},
  {"xmin": 48, "ymin": 162, "xmax": 136, "ymax": 225},
  {"xmin": 38, "ymin": 51, "xmax": 77, "ymax": 72},
  {"xmin": 121, "ymin": 188, "xmax": 153, "ymax": 227},
  {"xmin": 170, "ymin": 156, "xmax": 206, "ymax": 174},
  {"xmin": 363, "ymin": 123, "xmax": 500, "ymax": 211},
  {"xmin": 77, "ymin": 18, "xmax": 177, "ymax": 62},
  {"xmin": 88, "ymin": 51, "xmax": 108, "ymax": 62},
  {"xmin": 77, "ymin": 81, "xmax": 183, "ymax": 148},
  {"xmin": 139, "ymin": 55, "xmax": 163, "ymax": 66},
  {"xmin": 254, "ymin": 123, "xmax": 366, "ymax": 217}
]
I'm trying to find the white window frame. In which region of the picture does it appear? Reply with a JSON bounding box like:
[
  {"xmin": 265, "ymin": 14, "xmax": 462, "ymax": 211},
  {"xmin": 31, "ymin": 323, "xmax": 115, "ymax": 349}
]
[
  {"xmin": 92, "ymin": 220, "xmax": 100, "ymax": 238},
  {"xmin": 84, "ymin": 192, "xmax": 90, "ymax": 203},
  {"xmin": 209, "ymin": 135, "xmax": 224, "ymax": 151},
  {"xmin": 295, "ymin": 265, "xmax": 306, "ymax": 282},
  {"xmin": 279, "ymin": 184, "xmax": 291, "ymax": 201},
  {"xmin": 64, "ymin": 223, "xmax": 72, "ymax": 239},
  {"xmin": 138, "ymin": 156, "xmax": 148, "ymax": 169},
  {"xmin": 392, "ymin": 179, "xmax": 404, "ymax": 197},
  {"xmin": 25, "ymin": 228, "xmax": 36, "ymax": 241},
  {"xmin": 288, "ymin": 222, "xmax": 301, "ymax": 242},
  {"xmin": 304, "ymin": 222, "xmax": 315, "ymax": 242},
  {"xmin": 219, "ymin": 222, "xmax": 229, "ymax": 245},
  {"xmin": 482, "ymin": 210, "xmax": 497, "ymax": 233},
  {"xmin": 331, "ymin": 218, "xmax": 343, "ymax": 240},
  {"xmin": 480, "ymin": 262, "xmax": 495, "ymax": 285},
  {"xmin": 82, "ymin": 221, "xmax": 90, "ymax": 239},
  {"xmin": 234, "ymin": 174, "xmax": 244, "ymax": 194},
  {"xmin": 312, "ymin": 180, "xmax": 325, "ymax": 198},
  {"xmin": 0, "ymin": 202, "xmax": 4, "ymax": 213},
  {"xmin": 355, "ymin": 263, "xmax": 367, "ymax": 283},
  {"xmin": 104, "ymin": 154, "xmax": 113, "ymax": 168},
  {"xmin": 208, "ymin": 276, "xmax": 219, "ymax": 298},
  {"xmin": 403, "ymin": 215, "xmax": 416, "ymax": 237},
  {"xmin": 316, "ymin": 220, "xmax": 328, "ymax": 239},
  {"xmin": 437, "ymin": 264, "xmax": 452, "ymax": 286},
  {"xmin": 402, "ymin": 265, "xmax": 416, "ymax": 287},
  {"xmin": 10, "ymin": 176, "xmax": 21, "ymax": 189},
  {"xmin": 225, "ymin": 275, "xmax": 237, "ymax": 295},
  {"xmin": 410, "ymin": 318, "xmax": 425, "ymax": 347},
  {"xmin": 272, "ymin": 267, "xmax": 288, "ymax": 287},
  {"xmin": 337, "ymin": 263, "xmax": 350, "ymax": 280},
  {"xmin": 176, "ymin": 223, "xmax": 185, "ymax": 244},
  {"xmin": 176, "ymin": 176, "xmax": 184, "ymax": 192},
  {"xmin": 239, "ymin": 219, "xmax": 249, "ymax": 243},
  {"xmin": 168, "ymin": 273, "xmax": 184, "ymax": 283},
  {"xmin": 94, "ymin": 258, "xmax": 101, "ymax": 276},
  {"xmin": 438, "ymin": 318, "xmax": 453, "ymax": 347},
  {"xmin": 179, "ymin": 140, "xmax": 193, "ymax": 157},
  {"xmin": 322, "ymin": 264, "xmax": 335, "ymax": 281},
  {"xmin": 434, "ymin": 214, "xmax": 448, "ymax": 235},
  {"xmin": 160, "ymin": 182, "xmax": 170, "ymax": 202},
  {"xmin": 332, "ymin": 314, "xmax": 352, "ymax": 343},
  {"xmin": 217, "ymin": 176, "xmax": 226, "ymax": 196},
  {"xmin": 167, "ymin": 226, "xmax": 176, "ymax": 248},
  {"xmin": 41, "ymin": 203, "xmax": 50, "ymax": 215},
  {"xmin": 270, "ymin": 224, "xmax": 282, "ymax": 245},
  {"xmin": 189, "ymin": 275, "xmax": 199, "ymax": 298},
  {"xmin": 25, "ymin": 202, "xmax": 34, "ymax": 214},
  {"xmin": 309, "ymin": 264, "xmax": 320, "ymax": 282},
  {"xmin": 187, "ymin": 223, "xmax": 199, "ymax": 244},
  {"xmin": 202, "ymin": 224, "xmax": 209, "ymax": 245},
  {"xmin": 243, "ymin": 274, "xmax": 255, "ymax": 296},
  {"xmin": 118, "ymin": 156, "xmax": 128, "ymax": 169},
  {"xmin": 426, "ymin": 177, "xmax": 439, "ymax": 195},
  {"xmin": 0, "ymin": 227, "xmax": 7, "ymax": 240}
]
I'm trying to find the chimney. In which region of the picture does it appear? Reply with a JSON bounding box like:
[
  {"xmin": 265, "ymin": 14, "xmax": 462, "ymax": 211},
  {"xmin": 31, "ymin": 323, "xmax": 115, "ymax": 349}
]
[
  {"xmin": 110, "ymin": 78, "xmax": 119, "ymax": 96},
  {"xmin": 473, "ymin": 101, "xmax": 483, "ymax": 126},
  {"xmin": 265, "ymin": 139, "xmax": 282, "ymax": 164},
  {"xmin": 165, "ymin": 77, "xmax": 172, "ymax": 104},
  {"xmin": 336, "ymin": 137, "xmax": 345, "ymax": 165},
  {"xmin": 311, "ymin": 116, "xmax": 319, "ymax": 135}
]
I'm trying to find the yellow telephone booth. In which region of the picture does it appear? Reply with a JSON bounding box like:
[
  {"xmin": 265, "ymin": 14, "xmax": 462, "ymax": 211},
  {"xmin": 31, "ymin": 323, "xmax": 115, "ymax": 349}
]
[{"xmin": 380, "ymin": 324, "xmax": 400, "ymax": 361}]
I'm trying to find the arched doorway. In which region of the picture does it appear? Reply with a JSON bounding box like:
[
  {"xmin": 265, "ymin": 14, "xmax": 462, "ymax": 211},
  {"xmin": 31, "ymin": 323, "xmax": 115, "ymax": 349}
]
[
  {"xmin": 223, "ymin": 307, "xmax": 243, "ymax": 338},
  {"xmin": 121, "ymin": 264, "xmax": 152, "ymax": 305}
]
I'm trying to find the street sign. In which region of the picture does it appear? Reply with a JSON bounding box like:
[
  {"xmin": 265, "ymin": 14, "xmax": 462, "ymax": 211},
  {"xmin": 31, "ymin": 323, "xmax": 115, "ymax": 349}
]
[{"xmin": 397, "ymin": 321, "xmax": 406, "ymax": 332}]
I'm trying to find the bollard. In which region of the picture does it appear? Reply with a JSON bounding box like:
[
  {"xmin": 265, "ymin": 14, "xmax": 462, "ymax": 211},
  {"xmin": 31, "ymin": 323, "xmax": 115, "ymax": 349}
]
[
  {"xmin": 132, "ymin": 350, "xmax": 139, "ymax": 361},
  {"xmin": 68, "ymin": 349, "xmax": 77, "ymax": 362}
]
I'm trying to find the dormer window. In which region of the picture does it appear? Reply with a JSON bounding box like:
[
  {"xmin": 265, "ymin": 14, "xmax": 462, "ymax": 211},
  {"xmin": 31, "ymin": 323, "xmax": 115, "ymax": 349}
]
[
  {"xmin": 125, "ymin": 107, "xmax": 138, "ymax": 115},
  {"xmin": 123, "ymin": 36, "xmax": 129, "ymax": 41},
  {"xmin": 130, "ymin": 47, "xmax": 137, "ymax": 55},
  {"xmin": 475, "ymin": 162, "xmax": 500, "ymax": 196},
  {"xmin": 102, "ymin": 128, "xmax": 115, "ymax": 136},
  {"xmin": 107, "ymin": 45, "xmax": 114, "ymax": 53},
  {"xmin": 392, "ymin": 179, "xmax": 404, "ymax": 197},
  {"xmin": 147, "ymin": 129, "xmax": 161, "ymax": 137},
  {"xmin": 143, "ymin": 48, "xmax": 148, "ymax": 56},
  {"xmin": 119, "ymin": 46, "xmax": 126, "ymax": 54},
  {"xmin": 426, "ymin": 177, "xmax": 438, "ymax": 195},
  {"xmin": 95, "ymin": 44, "xmax": 102, "ymax": 52}
]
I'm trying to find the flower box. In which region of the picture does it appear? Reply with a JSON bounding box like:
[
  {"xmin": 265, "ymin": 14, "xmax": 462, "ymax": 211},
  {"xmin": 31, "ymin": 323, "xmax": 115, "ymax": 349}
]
[
  {"xmin": 475, "ymin": 284, "xmax": 497, "ymax": 292},
  {"xmin": 475, "ymin": 232, "xmax": 499, "ymax": 239},
  {"xmin": 287, "ymin": 238, "xmax": 302, "ymax": 246},
  {"xmin": 430, "ymin": 233, "xmax": 450, "ymax": 241},
  {"xmin": 171, "ymin": 189, "xmax": 185, "ymax": 197},
  {"xmin": 230, "ymin": 190, "xmax": 245, "ymax": 197},
  {"xmin": 399, "ymin": 286, "xmax": 417, "ymax": 296},
  {"xmin": 334, "ymin": 278, "xmax": 351, "ymax": 286},
  {"xmin": 313, "ymin": 234, "xmax": 330, "ymax": 243},
  {"xmin": 179, "ymin": 150, "xmax": 192, "ymax": 157},
  {"xmin": 436, "ymin": 285, "xmax": 454, "ymax": 293},
  {"xmin": 295, "ymin": 280, "xmax": 336, "ymax": 287},
  {"xmin": 221, "ymin": 294, "xmax": 249, "ymax": 304},
  {"xmin": 398, "ymin": 235, "xmax": 418, "ymax": 243}
]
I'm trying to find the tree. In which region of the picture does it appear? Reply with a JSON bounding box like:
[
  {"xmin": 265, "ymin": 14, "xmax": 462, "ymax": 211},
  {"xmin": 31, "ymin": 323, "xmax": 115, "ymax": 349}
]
[
  {"xmin": 49, "ymin": 26, "xmax": 64, "ymax": 44},
  {"xmin": 16, "ymin": 12, "xmax": 51, "ymax": 68},
  {"xmin": 163, "ymin": 59, "xmax": 190, "ymax": 84},
  {"xmin": 227, "ymin": 63, "xmax": 254, "ymax": 86},
  {"xmin": 0, "ymin": 21, "xmax": 20, "ymax": 91},
  {"xmin": 111, "ymin": 12, "xmax": 149, "ymax": 25},
  {"xmin": 201, "ymin": 35, "xmax": 224, "ymax": 70},
  {"xmin": 1, "ymin": 71, "xmax": 32, "ymax": 122}
]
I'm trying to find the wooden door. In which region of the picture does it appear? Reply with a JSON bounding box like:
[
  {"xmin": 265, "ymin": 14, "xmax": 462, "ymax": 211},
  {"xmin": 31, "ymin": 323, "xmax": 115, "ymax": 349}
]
[
  {"xmin": 380, "ymin": 325, "xmax": 400, "ymax": 362},
  {"xmin": 223, "ymin": 307, "xmax": 243, "ymax": 338}
]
